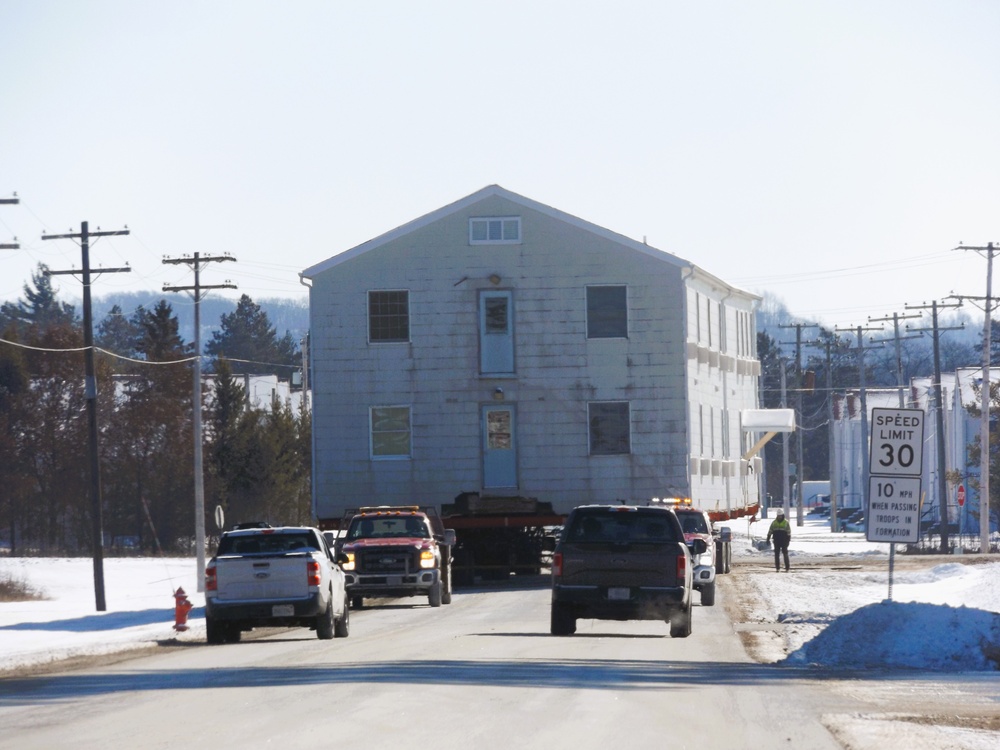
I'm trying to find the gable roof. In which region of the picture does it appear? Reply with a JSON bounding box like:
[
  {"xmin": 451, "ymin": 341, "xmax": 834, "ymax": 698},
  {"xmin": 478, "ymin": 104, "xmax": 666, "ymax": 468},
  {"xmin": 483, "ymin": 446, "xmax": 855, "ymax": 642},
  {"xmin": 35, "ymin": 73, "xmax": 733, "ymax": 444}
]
[{"xmin": 300, "ymin": 184, "xmax": 755, "ymax": 299}]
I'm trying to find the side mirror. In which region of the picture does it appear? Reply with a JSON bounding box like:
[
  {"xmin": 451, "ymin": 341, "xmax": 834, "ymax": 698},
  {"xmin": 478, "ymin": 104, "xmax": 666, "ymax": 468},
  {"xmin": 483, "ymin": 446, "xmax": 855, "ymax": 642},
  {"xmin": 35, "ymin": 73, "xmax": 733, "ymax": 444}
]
[
  {"xmin": 718, "ymin": 526, "xmax": 732, "ymax": 543},
  {"xmin": 442, "ymin": 529, "xmax": 457, "ymax": 547},
  {"xmin": 689, "ymin": 538, "xmax": 708, "ymax": 555},
  {"xmin": 335, "ymin": 552, "xmax": 350, "ymax": 566}
]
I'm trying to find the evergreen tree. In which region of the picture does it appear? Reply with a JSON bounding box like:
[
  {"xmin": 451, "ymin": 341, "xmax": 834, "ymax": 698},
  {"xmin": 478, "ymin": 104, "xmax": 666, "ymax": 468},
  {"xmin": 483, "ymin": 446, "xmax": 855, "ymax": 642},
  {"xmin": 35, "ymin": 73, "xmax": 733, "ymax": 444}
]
[
  {"xmin": 205, "ymin": 294, "xmax": 299, "ymax": 377},
  {"xmin": 0, "ymin": 263, "xmax": 77, "ymax": 333}
]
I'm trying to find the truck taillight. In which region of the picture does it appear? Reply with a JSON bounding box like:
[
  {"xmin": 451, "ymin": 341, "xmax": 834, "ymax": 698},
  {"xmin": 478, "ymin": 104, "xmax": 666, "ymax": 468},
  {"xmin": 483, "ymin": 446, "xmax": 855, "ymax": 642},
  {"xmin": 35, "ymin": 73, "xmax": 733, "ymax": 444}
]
[
  {"xmin": 552, "ymin": 552, "xmax": 563, "ymax": 577},
  {"xmin": 676, "ymin": 554, "xmax": 687, "ymax": 579},
  {"xmin": 307, "ymin": 560, "xmax": 321, "ymax": 587},
  {"xmin": 205, "ymin": 564, "xmax": 217, "ymax": 592}
]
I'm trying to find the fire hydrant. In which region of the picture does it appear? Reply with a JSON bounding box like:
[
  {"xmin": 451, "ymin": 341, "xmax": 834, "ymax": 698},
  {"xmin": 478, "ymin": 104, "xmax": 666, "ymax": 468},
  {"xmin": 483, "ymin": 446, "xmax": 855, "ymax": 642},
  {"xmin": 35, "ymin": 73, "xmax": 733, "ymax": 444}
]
[{"xmin": 173, "ymin": 587, "xmax": 194, "ymax": 632}]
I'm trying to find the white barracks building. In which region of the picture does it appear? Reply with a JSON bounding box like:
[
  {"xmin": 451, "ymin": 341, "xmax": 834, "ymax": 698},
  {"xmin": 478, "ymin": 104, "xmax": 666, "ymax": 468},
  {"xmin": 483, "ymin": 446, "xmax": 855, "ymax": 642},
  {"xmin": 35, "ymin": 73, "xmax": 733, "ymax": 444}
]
[{"xmin": 301, "ymin": 186, "xmax": 761, "ymax": 521}]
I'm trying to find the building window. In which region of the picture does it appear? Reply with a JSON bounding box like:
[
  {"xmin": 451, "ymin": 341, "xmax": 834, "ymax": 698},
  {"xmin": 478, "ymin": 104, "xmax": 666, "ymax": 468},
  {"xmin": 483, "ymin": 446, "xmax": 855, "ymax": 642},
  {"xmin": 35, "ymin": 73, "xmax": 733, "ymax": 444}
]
[
  {"xmin": 370, "ymin": 406, "xmax": 411, "ymax": 458},
  {"xmin": 586, "ymin": 285, "xmax": 628, "ymax": 338},
  {"xmin": 470, "ymin": 216, "xmax": 521, "ymax": 244},
  {"xmin": 588, "ymin": 401, "xmax": 631, "ymax": 455},
  {"xmin": 368, "ymin": 290, "xmax": 409, "ymax": 343}
]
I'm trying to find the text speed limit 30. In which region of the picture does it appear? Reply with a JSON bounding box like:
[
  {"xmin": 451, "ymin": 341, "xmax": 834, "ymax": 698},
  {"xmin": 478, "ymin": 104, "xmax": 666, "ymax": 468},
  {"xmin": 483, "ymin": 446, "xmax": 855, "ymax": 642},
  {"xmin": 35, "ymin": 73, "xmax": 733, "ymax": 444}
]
[{"xmin": 870, "ymin": 407, "xmax": 925, "ymax": 477}]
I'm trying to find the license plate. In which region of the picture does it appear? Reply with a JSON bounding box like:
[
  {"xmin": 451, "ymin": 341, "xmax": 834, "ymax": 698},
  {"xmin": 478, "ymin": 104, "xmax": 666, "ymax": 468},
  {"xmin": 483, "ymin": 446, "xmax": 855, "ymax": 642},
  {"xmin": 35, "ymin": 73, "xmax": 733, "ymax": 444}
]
[
  {"xmin": 607, "ymin": 587, "xmax": 630, "ymax": 601},
  {"xmin": 272, "ymin": 604, "xmax": 294, "ymax": 617},
  {"xmin": 387, "ymin": 576, "xmax": 403, "ymax": 586}
]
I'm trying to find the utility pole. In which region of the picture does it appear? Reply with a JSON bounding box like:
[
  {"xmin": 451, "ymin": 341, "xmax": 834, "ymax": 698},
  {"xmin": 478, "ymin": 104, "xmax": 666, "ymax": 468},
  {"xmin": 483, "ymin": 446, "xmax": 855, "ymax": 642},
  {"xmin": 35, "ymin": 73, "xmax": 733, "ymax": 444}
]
[
  {"xmin": 953, "ymin": 241, "xmax": 997, "ymax": 554},
  {"xmin": 822, "ymin": 338, "xmax": 840, "ymax": 532},
  {"xmin": 779, "ymin": 322, "xmax": 819, "ymax": 526},
  {"xmin": 1, "ymin": 194, "xmax": 19, "ymax": 249},
  {"xmin": 780, "ymin": 362, "xmax": 790, "ymax": 517},
  {"xmin": 906, "ymin": 300, "xmax": 963, "ymax": 552},
  {"xmin": 163, "ymin": 253, "xmax": 236, "ymax": 592},
  {"xmin": 868, "ymin": 311, "xmax": 923, "ymax": 409},
  {"xmin": 44, "ymin": 221, "xmax": 130, "ymax": 612},
  {"xmin": 834, "ymin": 324, "xmax": 883, "ymax": 528}
]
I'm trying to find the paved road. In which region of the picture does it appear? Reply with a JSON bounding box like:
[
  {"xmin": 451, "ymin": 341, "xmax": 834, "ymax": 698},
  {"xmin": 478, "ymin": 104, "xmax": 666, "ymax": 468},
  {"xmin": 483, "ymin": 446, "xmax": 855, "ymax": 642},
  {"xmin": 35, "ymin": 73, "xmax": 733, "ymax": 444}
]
[{"xmin": 3, "ymin": 573, "xmax": 994, "ymax": 750}]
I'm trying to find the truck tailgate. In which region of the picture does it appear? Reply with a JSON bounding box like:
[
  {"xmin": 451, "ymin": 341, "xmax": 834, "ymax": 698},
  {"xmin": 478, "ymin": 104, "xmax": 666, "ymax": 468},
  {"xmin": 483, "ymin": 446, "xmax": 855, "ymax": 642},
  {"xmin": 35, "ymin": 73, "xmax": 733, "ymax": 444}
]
[
  {"xmin": 213, "ymin": 553, "xmax": 312, "ymax": 601},
  {"xmin": 559, "ymin": 541, "xmax": 683, "ymax": 587}
]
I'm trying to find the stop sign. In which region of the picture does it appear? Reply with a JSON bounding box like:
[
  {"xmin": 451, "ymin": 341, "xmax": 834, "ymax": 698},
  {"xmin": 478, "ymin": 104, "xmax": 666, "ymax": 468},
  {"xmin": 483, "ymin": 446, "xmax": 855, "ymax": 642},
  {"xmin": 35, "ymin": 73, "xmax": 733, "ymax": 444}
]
[{"xmin": 957, "ymin": 484, "xmax": 966, "ymax": 506}]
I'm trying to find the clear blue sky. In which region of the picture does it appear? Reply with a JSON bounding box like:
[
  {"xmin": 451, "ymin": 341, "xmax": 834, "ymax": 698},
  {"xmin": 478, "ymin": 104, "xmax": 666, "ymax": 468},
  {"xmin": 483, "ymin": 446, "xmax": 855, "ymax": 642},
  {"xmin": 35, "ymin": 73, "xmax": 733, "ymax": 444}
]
[{"xmin": 1, "ymin": 1, "xmax": 997, "ymax": 330}]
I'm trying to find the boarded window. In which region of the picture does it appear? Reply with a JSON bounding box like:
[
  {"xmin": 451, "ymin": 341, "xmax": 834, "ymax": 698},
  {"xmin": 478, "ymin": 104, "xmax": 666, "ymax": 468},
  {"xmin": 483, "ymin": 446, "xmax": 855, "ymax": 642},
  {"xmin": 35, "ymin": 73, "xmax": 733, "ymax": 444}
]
[
  {"xmin": 588, "ymin": 401, "xmax": 631, "ymax": 455},
  {"xmin": 586, "ymin": 285, "xmax": 627, "ymax": 338}
]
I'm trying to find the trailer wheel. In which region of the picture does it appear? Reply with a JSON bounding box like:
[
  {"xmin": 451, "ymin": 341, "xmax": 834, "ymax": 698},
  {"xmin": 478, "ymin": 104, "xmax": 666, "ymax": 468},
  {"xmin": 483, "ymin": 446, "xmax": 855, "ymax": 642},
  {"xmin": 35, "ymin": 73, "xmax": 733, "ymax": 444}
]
[{"xmin": 442, "ymin": 563, "xmax": 453, "ymax": 604}]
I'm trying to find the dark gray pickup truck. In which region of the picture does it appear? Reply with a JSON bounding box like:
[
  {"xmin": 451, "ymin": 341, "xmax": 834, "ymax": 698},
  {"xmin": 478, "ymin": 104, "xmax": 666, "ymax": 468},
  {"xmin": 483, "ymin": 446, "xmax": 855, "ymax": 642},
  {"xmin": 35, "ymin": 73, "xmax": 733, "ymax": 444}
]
[{"xmin": 550, "ymin": 504, "xmax": 706, "ymax": 638}]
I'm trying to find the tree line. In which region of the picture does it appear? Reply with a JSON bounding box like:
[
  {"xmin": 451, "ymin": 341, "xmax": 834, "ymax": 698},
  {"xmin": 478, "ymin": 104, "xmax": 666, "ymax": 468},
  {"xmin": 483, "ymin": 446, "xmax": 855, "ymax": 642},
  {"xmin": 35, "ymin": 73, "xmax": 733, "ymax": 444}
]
[{"xmin": 0, "ymin": 264, "xmax": 311, "ymax": 555}]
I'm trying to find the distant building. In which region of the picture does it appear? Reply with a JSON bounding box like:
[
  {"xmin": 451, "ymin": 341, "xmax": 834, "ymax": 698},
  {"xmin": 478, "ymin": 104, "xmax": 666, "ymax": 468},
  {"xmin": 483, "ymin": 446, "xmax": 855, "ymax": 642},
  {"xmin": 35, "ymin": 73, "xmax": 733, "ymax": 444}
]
[{"xmin": 301, "ymin": 185, "xmax": 761, "ymax": 519}]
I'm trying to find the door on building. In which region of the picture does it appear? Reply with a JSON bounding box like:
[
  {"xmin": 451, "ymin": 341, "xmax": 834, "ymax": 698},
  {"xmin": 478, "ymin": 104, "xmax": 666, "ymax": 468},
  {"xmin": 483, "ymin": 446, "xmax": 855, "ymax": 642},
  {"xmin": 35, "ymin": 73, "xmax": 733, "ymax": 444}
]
[
  {"xmin": 480, "ymin": 291, "xmax": 514, "ymax": 375},
  {"xmin": 482, "ymin": 405, "xmax": 517, "ymax": 489}
]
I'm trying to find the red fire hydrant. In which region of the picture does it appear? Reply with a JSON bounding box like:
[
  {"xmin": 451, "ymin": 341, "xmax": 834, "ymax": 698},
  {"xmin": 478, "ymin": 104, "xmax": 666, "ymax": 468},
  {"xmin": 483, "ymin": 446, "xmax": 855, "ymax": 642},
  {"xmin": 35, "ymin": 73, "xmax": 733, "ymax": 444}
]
[{"xmin": 173, "ymin": 587, "xmax": 194, "ymax": 632}]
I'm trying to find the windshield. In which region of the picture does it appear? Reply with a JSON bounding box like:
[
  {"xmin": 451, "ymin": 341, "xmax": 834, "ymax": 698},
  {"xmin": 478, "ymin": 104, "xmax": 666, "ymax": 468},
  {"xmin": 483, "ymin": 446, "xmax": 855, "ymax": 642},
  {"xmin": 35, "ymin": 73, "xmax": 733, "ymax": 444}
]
[
  {"xmin": 347, "ymin": 516, "xmax": 431, "ymax": 540},
  {"xmin": 679, "ymin": 513, "xmax": 709, "ymax": 535},
  {"xmin": 564, "ymin": 511, "xmax": 679, "ymax": 544}
]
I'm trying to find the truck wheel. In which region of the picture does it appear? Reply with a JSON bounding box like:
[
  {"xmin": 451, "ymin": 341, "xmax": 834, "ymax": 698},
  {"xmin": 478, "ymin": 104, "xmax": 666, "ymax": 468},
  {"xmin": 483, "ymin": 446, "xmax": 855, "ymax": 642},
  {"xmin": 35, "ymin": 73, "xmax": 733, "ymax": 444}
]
[
  {"xmin": 428, "ymin": 580, "xmax": 443, "ymax": 607},
  {"xmin": 550, "ymin": 602, "xmax": 576, "ymax": 636},
  {"xmin": 700, "ymin": 582, "xmax": 716, "ymax": 607},
  {"xmin": 317, "ymin": 598, "xmax": 335, "ymax": 639},
  {"xmin": 669, "ymin": 601, "xmax": 693, "ymax": 638},
  {"xmin": 334, "ymin": 593, "xmax": 350, "ymax": 638},
  {"xmin": 225, "ymin": 623, "xmax": 242, "ymax": 643},
  {"xmin": 351, "ymin": 595, "xmax": 364, "ymax": 610},
  {"xmin": 206, "ymin": 616, "xmax": 226, "ymax": 645}
]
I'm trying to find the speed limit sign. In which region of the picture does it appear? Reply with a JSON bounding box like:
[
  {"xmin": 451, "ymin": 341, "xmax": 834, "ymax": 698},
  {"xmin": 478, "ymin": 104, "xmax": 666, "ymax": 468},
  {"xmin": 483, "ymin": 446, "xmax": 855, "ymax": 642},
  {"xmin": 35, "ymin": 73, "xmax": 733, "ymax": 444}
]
[{"xmin": 870, "ymin": 408, "xmax": 925, "ymax": 476}]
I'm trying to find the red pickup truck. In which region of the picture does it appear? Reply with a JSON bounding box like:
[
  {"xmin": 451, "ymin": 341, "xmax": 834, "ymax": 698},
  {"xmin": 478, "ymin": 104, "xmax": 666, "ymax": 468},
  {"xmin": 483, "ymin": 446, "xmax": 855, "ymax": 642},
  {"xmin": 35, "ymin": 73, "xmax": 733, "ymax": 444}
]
[{"xmin": 337, "ymin": 506, "xmax": 456, "ymax": 609}]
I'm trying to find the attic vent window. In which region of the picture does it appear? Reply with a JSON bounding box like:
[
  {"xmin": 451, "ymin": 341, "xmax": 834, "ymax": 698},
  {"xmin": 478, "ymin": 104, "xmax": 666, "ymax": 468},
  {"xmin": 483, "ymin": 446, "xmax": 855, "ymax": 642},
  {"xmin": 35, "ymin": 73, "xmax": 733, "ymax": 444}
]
[{"xmin": 470, "ymin": 217, "xmax": 521, "ymax": 244}]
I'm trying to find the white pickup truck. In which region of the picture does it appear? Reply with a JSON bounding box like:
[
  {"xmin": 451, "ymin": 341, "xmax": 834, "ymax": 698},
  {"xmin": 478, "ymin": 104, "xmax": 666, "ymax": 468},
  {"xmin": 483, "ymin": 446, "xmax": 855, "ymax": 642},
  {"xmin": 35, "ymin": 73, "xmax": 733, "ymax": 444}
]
[{"xmin": 205, "ymin": 524, "xmax": 350, "ymax": 644}]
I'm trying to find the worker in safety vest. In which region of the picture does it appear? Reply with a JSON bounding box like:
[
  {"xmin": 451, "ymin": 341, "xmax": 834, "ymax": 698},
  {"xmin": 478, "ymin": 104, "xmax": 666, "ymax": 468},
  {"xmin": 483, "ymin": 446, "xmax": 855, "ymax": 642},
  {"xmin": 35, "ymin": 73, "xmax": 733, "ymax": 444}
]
[{"xmin": 766, "ymin": 511, "xmax": 791, "ymax": 572}]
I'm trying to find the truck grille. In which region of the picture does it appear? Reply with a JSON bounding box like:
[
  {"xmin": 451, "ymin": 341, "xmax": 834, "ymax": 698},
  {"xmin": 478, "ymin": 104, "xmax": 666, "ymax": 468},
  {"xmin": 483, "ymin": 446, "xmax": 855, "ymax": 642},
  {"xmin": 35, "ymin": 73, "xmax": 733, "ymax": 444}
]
[{"xmin": 358, "ymin": 547, "xmax": 415, "ymax": 574}]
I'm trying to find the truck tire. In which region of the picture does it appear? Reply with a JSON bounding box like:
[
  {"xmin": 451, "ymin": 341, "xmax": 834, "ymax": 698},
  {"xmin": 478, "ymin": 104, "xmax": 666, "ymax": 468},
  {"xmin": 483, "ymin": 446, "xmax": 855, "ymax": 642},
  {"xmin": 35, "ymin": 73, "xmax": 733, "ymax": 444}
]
[
  {"xmin": 550, "ymin": 602, "xmax": 576, "ymax": 636},
  {"xmin": 317, "ymin": 598, "xmax": 335, "ymax": 639},
  {"xmin": 669, "ymin": 600, "xmax": 693, "ymax": 638},
  {"xmin": 334, "ymin": 593, "xmax": 350, "ymax": 638},
  {"xmin": 351, "ymin": 595, "xmax": 364, "ymax": 609},
  {"xmin": 700, "ymin": 582, "xmax": 716, "ymax": 607},
  {"xmin": 428, "ymin": 580, "xmax": 443, "ymax": 607},
  {"xmin": 225, "ymin": 623, "xmax": 242, "ymax": 643},
  {"xmin": 206, "ymin": 615, "xmax": 226, "ymax": 645}
]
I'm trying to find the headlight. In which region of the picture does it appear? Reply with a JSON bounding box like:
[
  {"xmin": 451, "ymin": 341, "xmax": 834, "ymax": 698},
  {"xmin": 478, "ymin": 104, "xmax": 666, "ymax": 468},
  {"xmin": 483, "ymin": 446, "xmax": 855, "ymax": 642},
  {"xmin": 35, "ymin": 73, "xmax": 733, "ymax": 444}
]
[
  {"xmin": 419, "ymin": 549, "xmax": 436, "ymax": 569},
  {"xmin": 699, "ymin": 552, "xmax": 714, "ymax": 566},
  {"xmin": 343, "ymin": 552, "xmax": 355, "ymax": 571}
]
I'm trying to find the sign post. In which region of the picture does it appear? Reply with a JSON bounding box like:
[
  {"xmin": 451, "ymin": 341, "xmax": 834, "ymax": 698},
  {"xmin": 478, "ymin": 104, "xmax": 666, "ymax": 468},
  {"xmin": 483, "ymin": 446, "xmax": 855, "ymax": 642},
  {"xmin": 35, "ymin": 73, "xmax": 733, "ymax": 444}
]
[{"xmin": 867, "ymin": 408, "xmax": 925, "ymax": 600}]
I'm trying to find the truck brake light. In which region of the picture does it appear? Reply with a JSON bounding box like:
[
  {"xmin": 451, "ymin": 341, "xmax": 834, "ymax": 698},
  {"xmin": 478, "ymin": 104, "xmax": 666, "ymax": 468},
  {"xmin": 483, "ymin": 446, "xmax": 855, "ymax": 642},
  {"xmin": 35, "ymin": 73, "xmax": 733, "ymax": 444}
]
[
  {"xmin": 676, "ymin": 554, "xmax": 687, "ymax": 579},
  {"xmin": 307, "ymin": 560, "xmax": 321, "ymax": 587},
  {"xmin": 205, "ymin": 564, "xmax": 217, "ymax": 592},
  {"xmin": 552, "ymin": 552, "xmax": 563, "ymax": 577}
]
